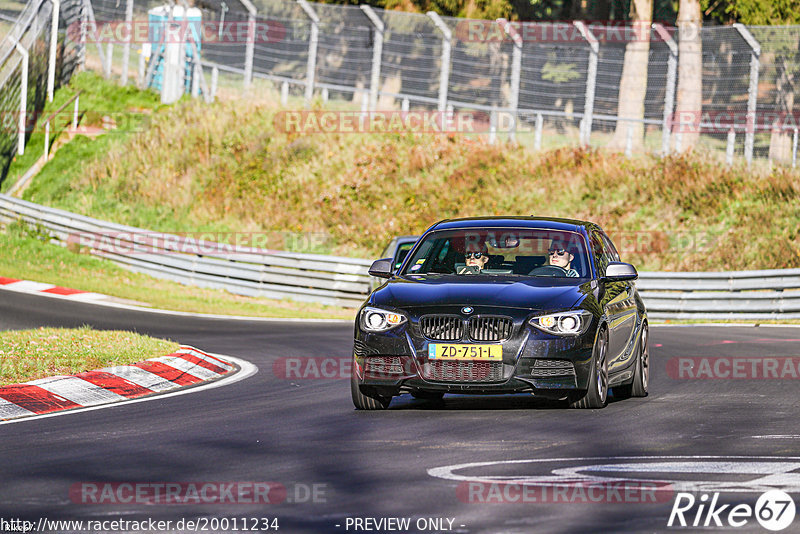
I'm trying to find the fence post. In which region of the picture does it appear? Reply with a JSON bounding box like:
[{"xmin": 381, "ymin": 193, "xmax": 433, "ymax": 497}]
[
  {"xmin": 10, "ymin": 37, "xmax": 28, "ymax": 156},
  {"xmin": 120, "ymin": 0, "xmax": 132, "ymax": 85},
  {"xmin": 73, "ymin": 95, "xmax": 79, "ymax": 130},
  {"xmin": 534, "ymin": 112, "xmax": 543, "ymax": 150},
  {"xmin": 83, "ymin": 0, "xmax": 108, "ymax": 77},
  {"xmin": 653, "ymin": 23, "xmax": 677, "ymax": 156},
  {"xmin": 238, "ymin": 0, "xmax": 257, "ymax": 90},
  {"xmin": 734, "ymin": 23, "xmax": 760, "ymax": 167},
  {"xmin": 104, "ymin": 42, "xmax": 113, "ymax": 78},
  {"xmin": 281, "ymin": 80, "xmax": 288, "ymax": 105},
  {"xmin": 44, "ymin": 120, "xmax": 50, "ymax": 159},
  {"xmin": 497, "ymin": 18, "xmax": 522, "ymax": 144},
  {"xmin": 47, "ymin": 0, "xmax": 60, "ymax": 102},
  {"xmin": 360, "ymin": 5, "xmax": 384, "ymax": 112},
  {"xmin": 427, "ymin": 11, "xmax": 451, "ymax": 113},
  {"xmin": 297, "ymin": 0, "xmax": 319, "ymax": 107},
  {"xmin": 489, "ymin": 109, "xmax": 497, "ymax": 144},
  {"xmin": 793, "ymin": 128, "xmax": 798, "ymax": 169},
  {"xmin": 573, "ymin": 21, "xmax": 598, "ymax": 147}
]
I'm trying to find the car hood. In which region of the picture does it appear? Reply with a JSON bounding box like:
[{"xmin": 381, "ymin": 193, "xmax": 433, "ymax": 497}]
[{"xmin": 370, "ymin": 275, "xmax": 591, "ymax": 311}]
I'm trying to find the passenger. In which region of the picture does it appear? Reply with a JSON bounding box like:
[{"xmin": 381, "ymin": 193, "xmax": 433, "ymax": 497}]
[{"xmin": 548, "ymin": 242, "xmax": 579, "ymax": 277}]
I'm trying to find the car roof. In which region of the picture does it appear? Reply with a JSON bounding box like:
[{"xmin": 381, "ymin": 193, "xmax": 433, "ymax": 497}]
[{"xmin": 428, "ymin": 216, "xmax": 597, "ymax": 233}]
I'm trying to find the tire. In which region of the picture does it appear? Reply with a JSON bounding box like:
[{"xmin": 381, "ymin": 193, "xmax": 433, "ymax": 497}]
[
  {"xmin": 615, "ymin": 323, "xmax": 649, "ymax": 399},
  {"xmin": 570, "ymin": 328, "xmax": 609, "ymax": 409},
  {"xmin": 351, "ymin": 364, "xmax": 391, "ymax": 410},
  {"xmin": 410, "ymin": 390, "xmax": 445, "ymax": 400}
]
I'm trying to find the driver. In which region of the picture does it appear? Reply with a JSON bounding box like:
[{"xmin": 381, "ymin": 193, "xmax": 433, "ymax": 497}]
[
  {"xmin": 548, "ymin": 241, "xmax": 579, "ymax": 277},
  {"xmin": 458, "ymin": 242, "xmax": 489, "ymax": 274}
]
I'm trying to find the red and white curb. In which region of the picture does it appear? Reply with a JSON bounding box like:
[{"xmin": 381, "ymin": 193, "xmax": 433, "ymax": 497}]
[
  {"xmin": 0, "ymin": 276, "xmax": 114, "ymax": 303},
  {"xmin": 0, "ymin": 346, "xmax": 240, "ymax": 422}
]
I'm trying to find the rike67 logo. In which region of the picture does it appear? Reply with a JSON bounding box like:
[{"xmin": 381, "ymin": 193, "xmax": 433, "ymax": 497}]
[{"xmin": 669, "ymin": 490, "xmax": 796, "ymax": 531}]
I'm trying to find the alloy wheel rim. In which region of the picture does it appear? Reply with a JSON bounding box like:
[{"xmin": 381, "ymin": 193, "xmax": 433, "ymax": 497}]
[
  {"xmin": 641, "ymin": 326, "xmax": 649, "ymax": 390},
  {"xmin": 597, "ymin": 334, "xmax": 608, "ymax": 403}
]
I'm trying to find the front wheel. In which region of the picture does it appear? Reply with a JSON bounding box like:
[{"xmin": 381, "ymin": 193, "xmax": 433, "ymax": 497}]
[
  {"xmin": 351, "ymin": 362, "xmax": 391, "ymax": 410},
  {"xmin": 570, "ymin": 328, "xmax": 609, "ymax": 409}
]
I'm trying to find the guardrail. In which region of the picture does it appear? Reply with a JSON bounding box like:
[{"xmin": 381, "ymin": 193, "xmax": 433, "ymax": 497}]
[
  {"xmin": 0, "ymin": 194, "xmax": 372, "ymax": 307},
  {"xmin": 1, "ymin": 193, "xmax": 799, "ymax": 317}
]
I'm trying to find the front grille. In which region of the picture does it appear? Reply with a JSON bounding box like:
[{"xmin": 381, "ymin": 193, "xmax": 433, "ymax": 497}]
[
  {"xmin": 469, "ymin": 316, "xmax": 514, "ymax": 341},
  {"xmin": 419, "ymin": 315, "xmax": 463, "ymax": 341},
  {"xmin": 364, "ymin": 356, "xmax": 405, "ymax": 376},
  {"xmin": 422, "ymin": 360, "xmax": 504, "ymax": 382},
  {"xmin": 531, "ymin": 359, "xmax": 576, "ymax": 378}
]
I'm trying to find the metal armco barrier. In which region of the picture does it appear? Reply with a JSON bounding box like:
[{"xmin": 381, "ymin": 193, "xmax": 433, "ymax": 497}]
[
  {"xmin": 0, "ymin": 194, "xmax": 372, "ymax": 307},
  {"xmin": 2, "ymin": 193, "xmax": 799, "ymax": 317}
]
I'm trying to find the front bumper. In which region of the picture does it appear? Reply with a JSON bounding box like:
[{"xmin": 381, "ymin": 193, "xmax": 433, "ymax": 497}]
[{"xmin": 354, "ymin": 319, "xmax": 596, "ymax": 398}]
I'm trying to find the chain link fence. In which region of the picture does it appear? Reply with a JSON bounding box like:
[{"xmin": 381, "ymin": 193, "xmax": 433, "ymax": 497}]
[
  {"xmin": 4, "ymin": 0, "xmax": 800, "ymax": 169},
  {"xmin": 0, "ymin": 0, "xmax": 83, "ymax": 181}
]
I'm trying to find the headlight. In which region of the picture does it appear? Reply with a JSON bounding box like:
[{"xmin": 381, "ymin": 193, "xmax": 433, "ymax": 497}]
[
  {"xmin": 529, "ymin": 310, "xmax": 592, "ymax": 336},
  {"xmin": 360, "ymin": 306, "xmax": 408, "ymax": 332}
]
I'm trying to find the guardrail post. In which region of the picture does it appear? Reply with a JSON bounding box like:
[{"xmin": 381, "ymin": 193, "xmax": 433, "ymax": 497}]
[
  {"xmin": 297, "ymin": 0, "xmax": 319, "ymax": 107},
  {"xmin": 360, "ymin": 5, "xmax": 384, "ymax": 112},
  {"xmin": 497, "ymin": 18, "xmax": 521, "ymax": 144},
  {"xmin": 573, "ymin": 21, "xmax": 598, "ymax": 147},
  {"xmin": 734, "ymin": 23, "xmax": 760, "ymax": 167},
  {"xmin": 47, "ymin": 0, "xmax": 60, "ymax": 102},
  {"xmin": 653, "ymin": 23, "xmax": 677, "ymax": 156},
  {"xmin": 427, "ymin": 11, "xmax": 451, "ymax": 113},
  {"xmin": 120, "ymin": 0, "xmax": 132, "ymax": 85},
  {"xmin": 10, "ymin": 37, "xmax": 28, "ymax": 156}
]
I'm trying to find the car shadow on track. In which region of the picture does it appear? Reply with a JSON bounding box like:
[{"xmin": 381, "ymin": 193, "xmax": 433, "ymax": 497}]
[{"xmin": 386, "ymin": 392, "xmax": 633, "ymax": 411}]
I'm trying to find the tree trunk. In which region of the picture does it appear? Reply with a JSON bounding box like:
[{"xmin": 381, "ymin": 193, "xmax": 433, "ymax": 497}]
[
  {"xmin": 609, "ymin": 0, "xmax": 653, "ymax": 151},
  {"xmin": 673, "ymin": 0, "xmax": 703, "ymax": 152}
]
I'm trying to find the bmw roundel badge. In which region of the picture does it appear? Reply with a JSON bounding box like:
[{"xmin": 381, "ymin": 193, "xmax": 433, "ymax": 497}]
[{"xmin": 462, "ymin": 306, "xmax": 474, "ymax": 314}]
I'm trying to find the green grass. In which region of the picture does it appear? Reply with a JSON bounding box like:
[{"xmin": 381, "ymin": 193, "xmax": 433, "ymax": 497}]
[
  {"xmin": 0, "ymin": 325, "xmax": 180, "ymax": 386},
  {"xmin": 0, "ymin": 223, "xmax": 355, "ymax": 319}
]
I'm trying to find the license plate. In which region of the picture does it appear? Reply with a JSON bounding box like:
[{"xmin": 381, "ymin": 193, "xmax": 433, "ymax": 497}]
[{"xmin": 428, "ymin": 343, "xmax": 502, "ymax": 361}]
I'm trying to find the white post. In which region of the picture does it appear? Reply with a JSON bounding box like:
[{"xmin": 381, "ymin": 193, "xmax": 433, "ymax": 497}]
[
  {"xmin": 792, "ymin": 128, "xmax": 798, "ymax": 168},
  {"xmin": 44, "ymin": 120, "xmax": 50, "ymax": 159},
  {"xmin": 11, "ymin": 37, "xmax": 28, "ymax": 156},
  {"xmin": 401, "ymin": 98, "xmax": 409, "ymax": 112},
  {"xmin": 726, "ymin": 129, "xmax": 735, "ymax": 166},
  {"xmin": 427, "ymin": 11, "xmax": 451, "ymax": 113},
  {"xmin": 47, "ymin": 0, "xmax": 60, "ymax": 102},
  {"xmin": 298, "ymin": 0, "xmax": 319, "ymax": 107},
  {"xmin": 534, "ymin": 112, "xmax": 543, "ymax": 150},
  {"xmin": 104, "ymin": 42, "xmax": 113, "ymax": 78},
  {"xmin": 734, "ymin": 23, "xmax": 760, "ymax": 166},
  {"xmin": 244, "ymin": 11, "xmax": 256, "ymax": 89},
  {"xmin": 573, "ymin": 21, "xmax": 598, "ymax": 147},
  {"xmin": 497, "ymin": 18, "xmax": 522, "ymax": 143},
  {"xmin": 360, "ymin": 5, "xmax": 384, "ymax": 112},
  {"xmin": 211, "ymin": 66, "xmax": 218, "ymax": 101},
  {"xmin": 281, "ymin": 80, "xmax": 288, "ymax": 105},
  {"xmin": 121, "ymin": 0, "xmax": 132, "ymax": 85},
  {"xmin": 625, "ymin": 123, "xmax": 634, "ymax": 158},
  {"xmin": 653, "ymin": 23, "xmax": 677, "ymax": 156},
  {"xmin": 489, "ymin": 109, "xmax": 497, "ymax": 145},
  {"xmin": 321, "ymin": 87, "xmax": 328, "ymax": 101},
  {"xmin": 72, "ymin": 95, "xmax": 79, "ymax": 130}
]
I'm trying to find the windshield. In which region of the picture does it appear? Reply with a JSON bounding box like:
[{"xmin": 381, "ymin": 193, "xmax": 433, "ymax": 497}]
[{"xmin": 401, "ymin": 228, "xmax": 591, "ymax": 278}]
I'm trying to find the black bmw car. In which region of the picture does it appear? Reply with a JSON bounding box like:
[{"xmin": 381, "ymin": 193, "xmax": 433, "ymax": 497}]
[{"xmin": 351, "ymin": 217, "xmax": 649, "ymax": 410}]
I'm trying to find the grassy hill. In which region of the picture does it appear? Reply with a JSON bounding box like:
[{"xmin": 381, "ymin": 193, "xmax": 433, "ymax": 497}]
[{"xmin": 7, "ymin": 72, "xmax": 800, "ymax": 272}]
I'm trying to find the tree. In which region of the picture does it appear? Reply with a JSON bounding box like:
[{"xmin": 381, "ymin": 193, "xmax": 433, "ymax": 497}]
[
  {"xmin": 673, "ymin": 0, "xmax": 703, "ymax": 151},
  {"xmin": 609, "ymin": 0, "xmax": 653, "ymax": 150}
]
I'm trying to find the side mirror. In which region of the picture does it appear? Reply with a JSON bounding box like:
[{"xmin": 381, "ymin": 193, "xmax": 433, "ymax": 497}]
[
  {"xmin": 369, "ymin": 258, "xmax": 394, "ymax": 279},
  {"xmin": 605, "ymin": 261, "xmax": 638, "ymax": 281}
]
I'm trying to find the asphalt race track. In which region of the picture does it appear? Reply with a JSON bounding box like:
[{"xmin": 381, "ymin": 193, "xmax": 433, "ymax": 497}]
[{"xmin": 1, "ymin": 290, "xmax": 799, "ymax": 533}]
